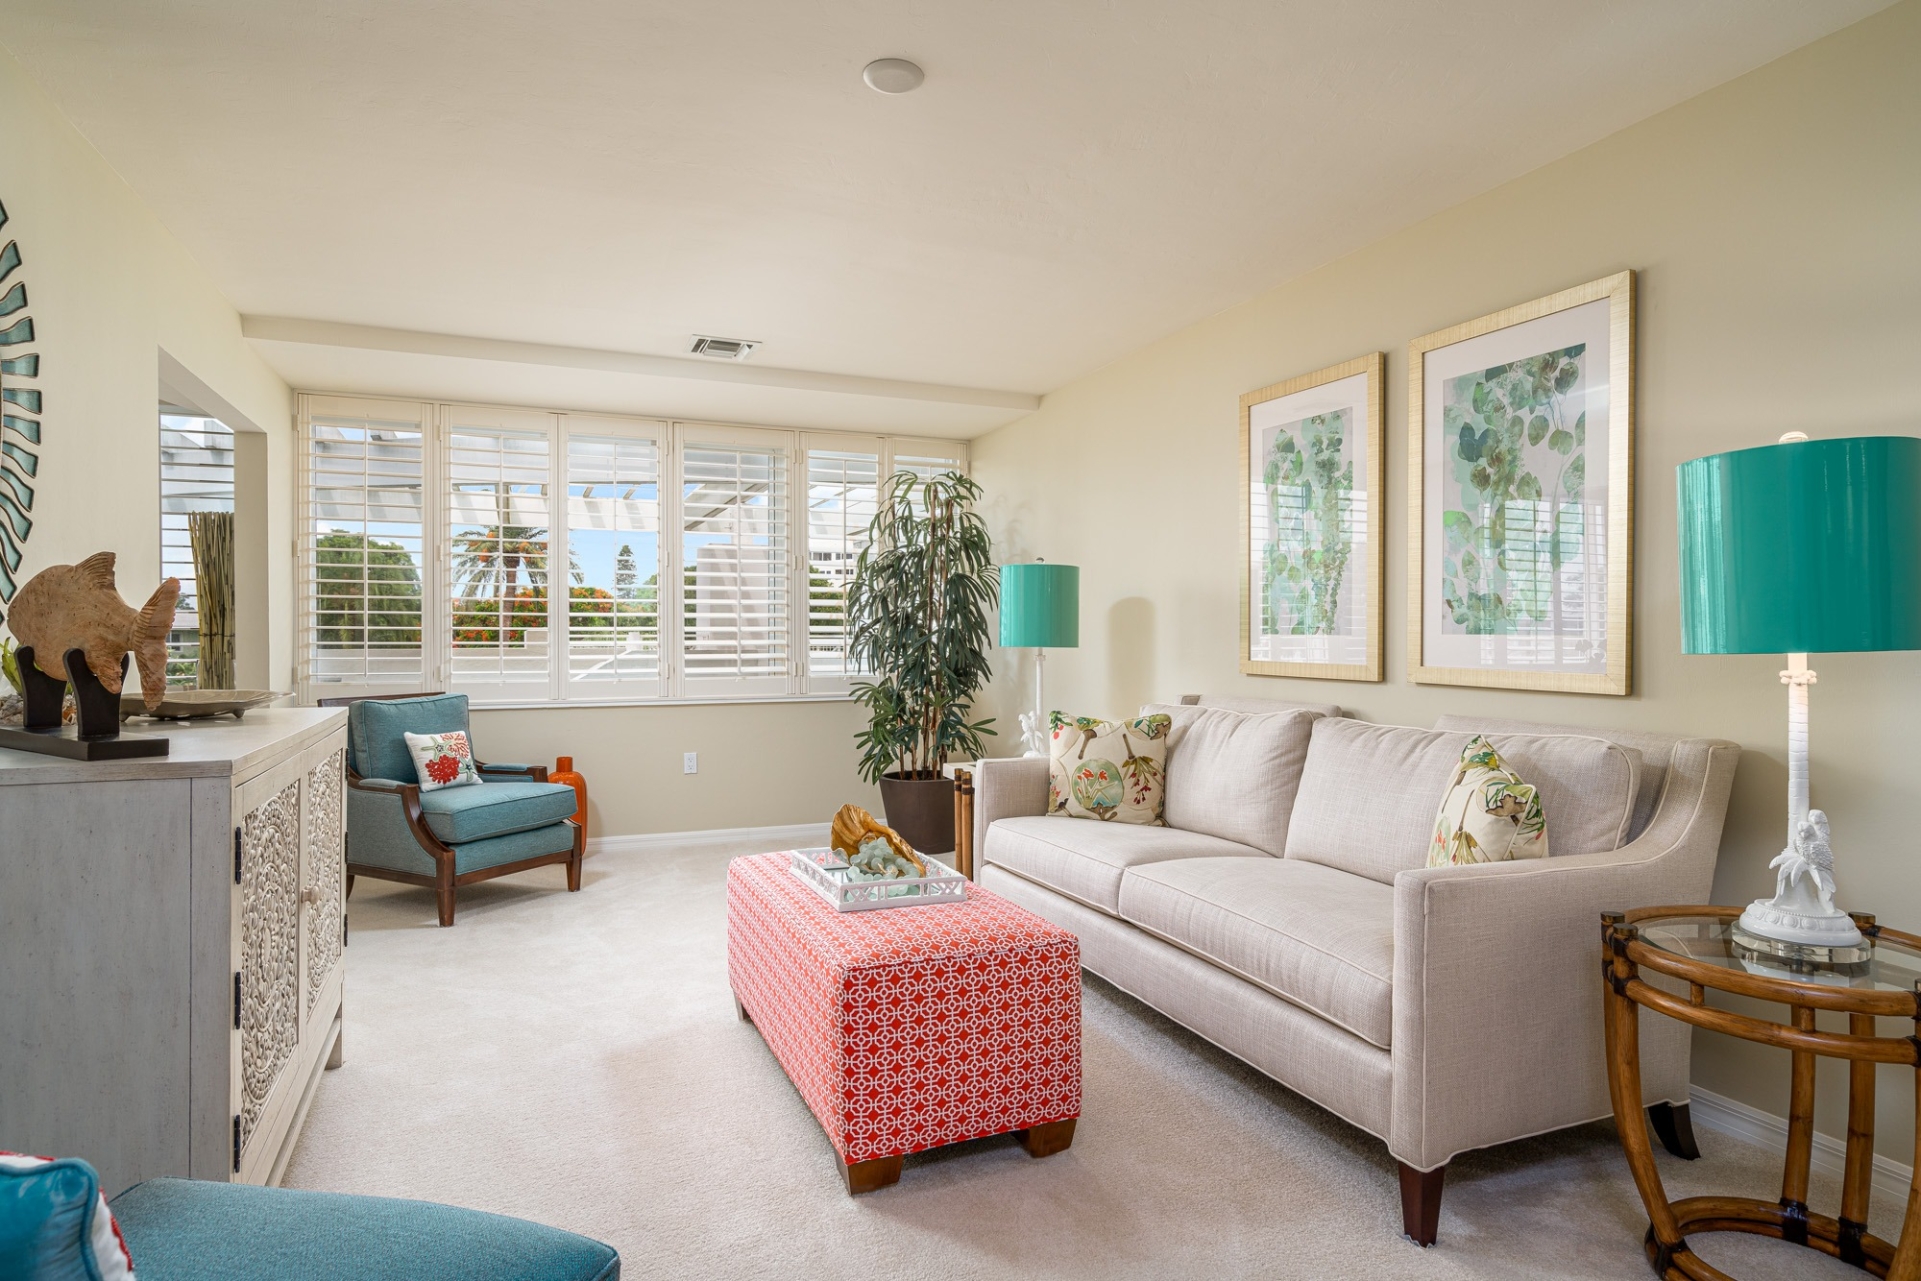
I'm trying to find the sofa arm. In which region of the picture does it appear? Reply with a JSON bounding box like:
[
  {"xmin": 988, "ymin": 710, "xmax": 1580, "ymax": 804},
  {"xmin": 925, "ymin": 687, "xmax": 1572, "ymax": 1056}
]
[
  {"xmin": 968, "ymin": 755, "xmax": 1052, "ymax": 874},
  {"xmin": 1388, "ymin": 737, "xmax": 1739, "ymax": 1171}
]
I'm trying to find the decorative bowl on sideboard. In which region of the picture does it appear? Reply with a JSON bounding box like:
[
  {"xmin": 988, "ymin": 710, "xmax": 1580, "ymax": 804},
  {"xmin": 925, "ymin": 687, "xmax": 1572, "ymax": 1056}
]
[{"xmin": 119, "ymin": 690, "xmax": 287, "ymax": 721}]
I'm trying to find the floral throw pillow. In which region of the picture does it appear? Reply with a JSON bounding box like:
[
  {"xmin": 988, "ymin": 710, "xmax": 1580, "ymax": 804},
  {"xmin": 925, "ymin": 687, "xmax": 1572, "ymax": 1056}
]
[
  {"xmin": 403, "ymin": 729, "xmax": 482, "ymax": 791},
  {"xmin": 1047, "ymin": 711, "xmax": 1171, "ymax": 825},
  {"xmin": 1428, "ymin": 735, "xmax": 1549, "ymax": 866}
]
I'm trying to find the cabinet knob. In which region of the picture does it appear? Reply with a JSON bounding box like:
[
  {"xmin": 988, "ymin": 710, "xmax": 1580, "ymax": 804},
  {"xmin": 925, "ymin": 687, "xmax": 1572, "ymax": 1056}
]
[{"xmin": 300, "ymin": 887, "xmax": 320, "ymax": 905}]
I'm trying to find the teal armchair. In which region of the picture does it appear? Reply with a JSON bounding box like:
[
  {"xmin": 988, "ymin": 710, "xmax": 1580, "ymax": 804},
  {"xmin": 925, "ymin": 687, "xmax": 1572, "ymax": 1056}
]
[{"xmin": 322, "ymin": 693, "xmax": 584, "ymax": 926}]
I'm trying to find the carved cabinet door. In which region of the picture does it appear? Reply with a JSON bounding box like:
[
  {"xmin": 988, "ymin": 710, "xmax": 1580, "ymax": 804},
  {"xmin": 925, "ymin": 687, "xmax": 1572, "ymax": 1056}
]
[
  {"xmin": 230, "ymin": 733, "xmax": 348, "ymax": 1184},
  {"xmin": 300, "ymin": 746, "xmax": 346, "ymax": 1050},
  {"xmin": 233, "ymin": 753, "xmax": 307, "ymax": 1180}
]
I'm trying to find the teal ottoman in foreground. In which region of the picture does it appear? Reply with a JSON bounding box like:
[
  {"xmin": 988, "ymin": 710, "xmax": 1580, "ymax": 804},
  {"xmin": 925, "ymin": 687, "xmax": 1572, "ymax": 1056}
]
[{"xmin": 110, "ymin": 1179, "xmax": 619, "ymax": 1281}]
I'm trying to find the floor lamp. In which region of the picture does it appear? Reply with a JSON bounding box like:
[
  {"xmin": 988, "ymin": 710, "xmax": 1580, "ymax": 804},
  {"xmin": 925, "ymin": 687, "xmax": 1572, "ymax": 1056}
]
[
  {"xmin": 999, "ymin": 561, "xmax": 1079, "ymax": 757},
  {"xmin": 1678, "ymin": 433, "xmax": 1921, "ymax": 955}
]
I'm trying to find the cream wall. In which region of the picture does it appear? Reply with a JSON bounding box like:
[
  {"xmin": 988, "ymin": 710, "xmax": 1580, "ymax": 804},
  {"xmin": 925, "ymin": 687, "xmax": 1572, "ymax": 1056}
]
[
  {"xmin": 0, "ymin": 43, "xmax": 293, "ymax": 685},
  {"xmin": 974, "ymin": 2, "xmax": 1921, "ymax": 1158},
  {"xmin": 472, "ymin": 700, "xmax": 879, "ymax": 839}
]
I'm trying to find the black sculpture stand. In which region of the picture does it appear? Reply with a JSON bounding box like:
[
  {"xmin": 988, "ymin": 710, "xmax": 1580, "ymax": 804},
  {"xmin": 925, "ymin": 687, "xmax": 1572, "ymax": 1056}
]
[{"xmin": 0, "ymin": 645, "xmax": 168, "ymax": 760}]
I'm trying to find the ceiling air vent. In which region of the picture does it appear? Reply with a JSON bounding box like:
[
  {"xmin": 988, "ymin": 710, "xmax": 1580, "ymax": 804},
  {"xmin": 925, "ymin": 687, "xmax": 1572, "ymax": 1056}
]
[{"xmin": 688, "ymin": 335, "xmax": 760, "ymax": 360}]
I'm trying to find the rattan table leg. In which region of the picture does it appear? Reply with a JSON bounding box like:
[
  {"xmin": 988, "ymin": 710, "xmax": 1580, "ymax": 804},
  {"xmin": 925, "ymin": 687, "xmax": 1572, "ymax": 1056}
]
[
  {"xmin": 1782, "ymin": 1005, "xmax": 1818, "ymax": 1245},
  {"xmin": 1889, "ymin": 1070, "xmax": 1921, "ymax": 1281},
  {"xmin": 1605, "ymin": 925, "xmax": 1688, "ymax": 1272},
  {"xmin": 1841, "ymin": 1011, "xmax": 1878, "ymax": 1266}
]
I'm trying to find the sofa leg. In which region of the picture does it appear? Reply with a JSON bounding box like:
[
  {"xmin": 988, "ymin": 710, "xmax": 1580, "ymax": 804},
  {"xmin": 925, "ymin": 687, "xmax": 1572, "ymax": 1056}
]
[
  {"xmin": 1648, "ymin": 1102, "xmax": 1701, "ymax": 1160},
  {"xmin": 1398, "ymin": 1161, "xmax": 1447, "ymax": 1246}
]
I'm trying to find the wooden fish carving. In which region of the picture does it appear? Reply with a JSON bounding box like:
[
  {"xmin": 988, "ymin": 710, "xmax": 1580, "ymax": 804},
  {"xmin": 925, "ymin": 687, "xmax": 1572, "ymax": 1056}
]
[{"xmin": 8, "ymin": 552, "xmax": 180, "ymax": 711}]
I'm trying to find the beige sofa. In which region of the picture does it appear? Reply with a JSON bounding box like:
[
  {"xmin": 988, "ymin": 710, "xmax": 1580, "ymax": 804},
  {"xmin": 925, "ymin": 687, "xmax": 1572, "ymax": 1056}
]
[{"xmin": 968, "ymin": 696, "xmax": 1740, "ymax": 1245}]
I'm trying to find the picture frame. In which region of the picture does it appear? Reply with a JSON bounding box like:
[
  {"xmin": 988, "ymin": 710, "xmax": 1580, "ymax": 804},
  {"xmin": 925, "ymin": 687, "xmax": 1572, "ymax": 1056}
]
[
  {"xmin": 1407, "ymin": 271, "xmax": 1634, "ymax": 694},
  {"xmin": 1239, "ymin": 351, "xmax": 1385, "ymax": 682}
]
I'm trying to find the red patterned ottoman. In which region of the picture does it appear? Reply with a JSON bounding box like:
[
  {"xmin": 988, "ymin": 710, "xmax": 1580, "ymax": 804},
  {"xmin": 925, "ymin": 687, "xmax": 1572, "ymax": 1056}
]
[{"xmin": 726, "ymin": 851, "xmax": 1082, "ymax": 1193}]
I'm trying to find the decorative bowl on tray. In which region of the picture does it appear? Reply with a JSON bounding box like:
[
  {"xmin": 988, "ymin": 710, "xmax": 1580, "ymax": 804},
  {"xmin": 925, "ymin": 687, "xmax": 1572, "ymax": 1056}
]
[{"xmin": 119, "ymin": 690, "xmax": 287, "ymax": 721}]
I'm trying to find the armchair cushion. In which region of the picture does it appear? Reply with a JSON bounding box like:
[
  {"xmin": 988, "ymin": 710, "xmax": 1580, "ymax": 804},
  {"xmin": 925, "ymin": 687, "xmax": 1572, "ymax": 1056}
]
[
  {"xmin": 348, "ymin": 694, "xmax": 472, "ymax": 783},
  {"xmin": 985, "ymin": 815, "xmax": 1265, "ymax": 916},
  {"xmin": 110, "ymin": 1177, "xmax": 619, "ymax": 1281},
  {"xmin": 418, "ymin": 781, "xmax": 578, "ymax": 845},
  {"xmin": 347, "ymin": 791, "xmax": 576, "ymax": 878},
  {"xmin": 1119, "ymin": 857, "xmax": 1395, "ymax": 1049}
]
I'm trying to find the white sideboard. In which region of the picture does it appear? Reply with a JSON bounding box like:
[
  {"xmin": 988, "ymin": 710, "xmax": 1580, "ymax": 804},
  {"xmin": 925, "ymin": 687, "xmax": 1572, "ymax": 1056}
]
[{"xmin": 0, "ymin": 707, "xmax": 348, "ymax": 1195}]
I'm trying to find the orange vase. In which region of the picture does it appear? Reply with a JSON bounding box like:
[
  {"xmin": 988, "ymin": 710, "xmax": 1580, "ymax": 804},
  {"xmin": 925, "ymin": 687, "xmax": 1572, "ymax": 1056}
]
[{"xmin": 553, "ymin": 755, "xmax": 588, "ymax": 842}]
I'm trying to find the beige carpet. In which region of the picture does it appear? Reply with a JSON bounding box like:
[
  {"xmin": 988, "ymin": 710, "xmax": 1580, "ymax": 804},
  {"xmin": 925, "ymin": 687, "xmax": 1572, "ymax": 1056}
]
[{"xmin": 284, "ymin": 839, "xmax": 1892, "ymax": 1279}]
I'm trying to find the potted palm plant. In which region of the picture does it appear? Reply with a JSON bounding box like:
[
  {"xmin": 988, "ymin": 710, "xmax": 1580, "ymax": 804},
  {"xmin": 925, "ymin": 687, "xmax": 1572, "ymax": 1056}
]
[{"xmin": 846, "ymin": 470, "xmax": 997, "ymax": 854}]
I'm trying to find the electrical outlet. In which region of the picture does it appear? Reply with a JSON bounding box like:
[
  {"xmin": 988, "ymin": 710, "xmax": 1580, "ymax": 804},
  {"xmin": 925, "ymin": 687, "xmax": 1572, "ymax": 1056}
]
[{"xmin": 683, "ymin": 751, "xmax": 698, "ymax": 775}]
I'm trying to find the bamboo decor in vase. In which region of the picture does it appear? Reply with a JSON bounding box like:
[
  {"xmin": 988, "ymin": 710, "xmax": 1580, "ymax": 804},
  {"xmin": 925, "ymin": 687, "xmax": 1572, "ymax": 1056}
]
[{"xmin": 188, "ymin": 510, "xmax": 235, "ymax": 689}]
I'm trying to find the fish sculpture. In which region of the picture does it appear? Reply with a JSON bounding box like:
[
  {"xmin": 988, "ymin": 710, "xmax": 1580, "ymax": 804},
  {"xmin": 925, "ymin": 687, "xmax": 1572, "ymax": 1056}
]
[{"xmin": 7, "ymin": 553, "xmax": 180, "ymax": 712}]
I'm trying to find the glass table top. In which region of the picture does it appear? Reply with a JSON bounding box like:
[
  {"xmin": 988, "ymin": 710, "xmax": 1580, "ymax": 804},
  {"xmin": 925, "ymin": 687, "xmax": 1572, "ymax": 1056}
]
[{"xmin": 1635, "ymin": 913, "xmax": 1921, "ymax": 993}]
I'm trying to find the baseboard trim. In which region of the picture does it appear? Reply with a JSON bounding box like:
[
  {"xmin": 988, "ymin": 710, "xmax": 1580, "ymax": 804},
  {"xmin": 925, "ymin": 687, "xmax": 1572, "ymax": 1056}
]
[
  {"xmin": 586, "ymin": 822, "xmax": 829, "ymax": 857},
  {"xmin": 1689, "ymin": 1085, "xmax": 1913, "ymax": 1204}
]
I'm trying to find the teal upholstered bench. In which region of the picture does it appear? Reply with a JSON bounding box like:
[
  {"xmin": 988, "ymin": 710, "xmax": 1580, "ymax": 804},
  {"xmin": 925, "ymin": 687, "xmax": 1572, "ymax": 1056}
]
[{"xmin": 110, "ymin": 1179, "xmax": 619, "ymax": 1281}]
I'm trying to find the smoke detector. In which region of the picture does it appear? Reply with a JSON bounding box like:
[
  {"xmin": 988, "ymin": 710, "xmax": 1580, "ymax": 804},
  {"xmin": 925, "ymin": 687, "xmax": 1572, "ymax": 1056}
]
[{"xmin": 688, "ymin": 335, "xmax": 760, "ymax": 360}]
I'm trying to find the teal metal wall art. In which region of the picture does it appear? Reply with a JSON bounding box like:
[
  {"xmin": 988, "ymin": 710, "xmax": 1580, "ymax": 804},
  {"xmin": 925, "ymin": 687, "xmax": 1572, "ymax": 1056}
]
[{"xmin": 0, "ymin": 197, "xmax": 40, "ymax": 618}]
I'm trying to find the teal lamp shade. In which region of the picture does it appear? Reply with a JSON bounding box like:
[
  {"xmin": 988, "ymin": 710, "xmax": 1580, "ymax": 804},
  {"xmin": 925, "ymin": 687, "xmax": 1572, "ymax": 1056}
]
[
  {"xmin": 1677, "ymin": 435, "xmax": 1921, "ymax": 655},
  {"xmin": 999, "ymin": 563, "xmax": 1079, "ymax": 648}
]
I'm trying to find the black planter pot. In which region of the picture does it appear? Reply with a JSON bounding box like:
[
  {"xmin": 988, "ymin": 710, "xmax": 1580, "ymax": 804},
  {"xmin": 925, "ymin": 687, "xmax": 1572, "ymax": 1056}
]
[{"xmin": 878, "ymin": 771, "xmax": 955, "ymax": 855}]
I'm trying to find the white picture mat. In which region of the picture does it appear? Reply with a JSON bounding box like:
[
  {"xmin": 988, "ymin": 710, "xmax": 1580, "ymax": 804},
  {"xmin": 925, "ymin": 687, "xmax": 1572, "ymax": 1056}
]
[
  {"xmin": 1247, "ymin": 370, "xmax": 1371, "ymax": 666},
  {"xmin": 1421, "ymin": 297, "xmax": 1612, "ymax": 674}
]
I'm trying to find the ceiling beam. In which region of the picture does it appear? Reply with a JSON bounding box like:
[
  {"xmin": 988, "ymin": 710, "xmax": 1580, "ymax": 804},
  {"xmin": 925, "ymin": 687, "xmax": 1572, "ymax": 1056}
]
[{"xmin": 240, "ymin": 316, "xmax": 1041, "ymax": 411}]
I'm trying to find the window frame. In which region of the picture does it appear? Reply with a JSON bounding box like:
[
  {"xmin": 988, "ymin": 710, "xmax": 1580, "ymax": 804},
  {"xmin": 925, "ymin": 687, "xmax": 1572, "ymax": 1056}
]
[{"xmin": 295, "ymin": 394, "xmax": 967, "ymax": 708}]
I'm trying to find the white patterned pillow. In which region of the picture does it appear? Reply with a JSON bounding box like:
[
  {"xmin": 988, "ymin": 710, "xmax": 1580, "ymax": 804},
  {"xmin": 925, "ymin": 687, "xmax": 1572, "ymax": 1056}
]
[
  {"xmin": 403, "ymin": 729, "xmax": 482, "ymax": 791},
  {"xmin": 1428, "ymin": 735, "xmax": 1549, "ymax": 866},
  {"xmin": 1047, "ymin": 711, "xmax": 1171, "ymax": 824},
  {"xmin": 0, "ymin": 1152, "xmax": 137, "ymax": 1279}
]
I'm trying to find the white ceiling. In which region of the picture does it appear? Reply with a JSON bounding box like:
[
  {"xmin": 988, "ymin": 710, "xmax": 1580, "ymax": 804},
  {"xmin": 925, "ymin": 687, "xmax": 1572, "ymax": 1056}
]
[{"xmin": 0, "ymin": 0, "xmax": 1891, "ymax": 435}]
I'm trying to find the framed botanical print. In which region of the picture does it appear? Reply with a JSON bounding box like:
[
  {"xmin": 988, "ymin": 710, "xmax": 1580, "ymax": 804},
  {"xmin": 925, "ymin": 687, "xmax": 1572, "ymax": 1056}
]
[
  {"xmin": 1407, "ymin": 271, "xmax": 1634, "ymax": 694},
  {"xmin": 1240, "ymin": 351, "xmax": 1385, "ymax": 682}
]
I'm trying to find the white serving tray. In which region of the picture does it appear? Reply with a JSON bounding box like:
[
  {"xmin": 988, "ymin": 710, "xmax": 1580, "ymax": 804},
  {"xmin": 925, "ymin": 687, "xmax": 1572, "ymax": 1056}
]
[{"xmin": 788, "ymin": 847, "xmax": 968, "ymax": 912}]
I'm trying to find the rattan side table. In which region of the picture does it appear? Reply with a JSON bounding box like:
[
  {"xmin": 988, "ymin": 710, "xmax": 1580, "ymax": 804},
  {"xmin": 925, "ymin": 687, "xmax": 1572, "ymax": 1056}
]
[{"xmin": 1601, "ymin": 906, "xmax": 1921, "ymax": 1279}]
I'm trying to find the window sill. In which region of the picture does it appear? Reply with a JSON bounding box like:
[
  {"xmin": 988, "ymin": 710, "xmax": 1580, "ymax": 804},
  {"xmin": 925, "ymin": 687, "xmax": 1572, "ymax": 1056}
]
[{"xmin": 461, "ymin": 692, "xmax": 858, "ymax": 713}]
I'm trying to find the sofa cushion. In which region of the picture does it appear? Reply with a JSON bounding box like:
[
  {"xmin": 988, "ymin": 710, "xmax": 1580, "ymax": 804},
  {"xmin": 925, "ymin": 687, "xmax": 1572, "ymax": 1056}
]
[
  {"xmin": 348, "ymin": 694, "xmax": 471, "ymax": 782},
  {"xmin": 1179, "ymin": 694, "xmax": 1345, "ymax": 718},
  {"xmin": 984, "ymin": 815, "xmax": 1267, "ymax": 917},
  {"xmin": 1285, "ymin": 719, "xmax": 1641, "ymax": 883},
  {"xmin": 1118, "ymin": 857, "xmax": 1395, "ymax": 1049},
  {"xmin": 110, "ymin": 1178, "xmax": 619, "ymax": 1281},
  {"xmin": 1143, "ymin": 703, "xmax": 1320, "ymax": 856},
  {"xmin": 417, "ymin": 780, "xmax": 580, "ymax": 845},
  {"xmin": 1434, "ymin": 714, "xmax": 1678, "ymax": 841}
]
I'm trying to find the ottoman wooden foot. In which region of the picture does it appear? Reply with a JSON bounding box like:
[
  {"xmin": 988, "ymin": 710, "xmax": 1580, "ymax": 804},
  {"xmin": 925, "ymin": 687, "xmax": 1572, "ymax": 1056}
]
[
  {"xmin": 1019, "ymin": 1118, "xmax": 1077, "ymax": 1158},
  {"xmin": 733, "ymin": 994, "xmax": 752, "ymax": 1023},
  {"xmin": 844, "ymin": 1155, "xmax": 903, "ymax": 1195}
]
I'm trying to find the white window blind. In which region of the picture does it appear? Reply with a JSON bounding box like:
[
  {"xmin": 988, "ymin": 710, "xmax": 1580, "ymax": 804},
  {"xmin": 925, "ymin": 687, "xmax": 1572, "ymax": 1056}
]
[
  {"xmin": 447, "ymin": 425, "xmax": 552, "ymax": 690},
  {"xmin": 679, "ymin": 439, "xmax": 788, "ymax": 692},
  {"xmin": 303, "ymin": 404, "xmax": 427, "ymax": 689},
  {"xmin": 159, "ymin": 411, "xmax": 234, "ymax": 686},
  {"xmin": 566, "ymin": 432, "xmax": 662, "ymax": 693},
  {"xmin": 296, "ymin": 395, "xmax": 965, "ymax": 705},
  {"xmin": 804, "ymin": 446, "xmax": 879, "ymax": 683}
]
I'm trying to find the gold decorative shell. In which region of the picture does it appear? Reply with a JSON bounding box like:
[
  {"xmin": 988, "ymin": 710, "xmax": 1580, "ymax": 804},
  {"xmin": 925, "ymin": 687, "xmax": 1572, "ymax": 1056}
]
[{"xmin": 829, "ymin": 804, "xmax": 923, "ymax": 874}]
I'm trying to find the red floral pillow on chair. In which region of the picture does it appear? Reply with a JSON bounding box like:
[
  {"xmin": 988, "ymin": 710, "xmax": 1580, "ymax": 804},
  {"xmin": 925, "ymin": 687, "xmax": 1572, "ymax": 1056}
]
[{"xmin": 403, "ymin": 730, "xmax": 482, "ymax": 790}]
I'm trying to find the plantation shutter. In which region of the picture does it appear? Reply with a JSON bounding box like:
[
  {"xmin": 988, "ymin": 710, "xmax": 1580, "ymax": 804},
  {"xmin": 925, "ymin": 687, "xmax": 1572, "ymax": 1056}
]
[
  {"xmin": 299, "ymin": 396, "xmax": 430, "ymax": 697},
  {"xmin": 675, "ymin": 426, "xmax": 792, "ymax": 697},
  {"xmin": 445, "ymin": 406, "xmax": 556, "ymax": 696},
  {"xmin": 564, "ymin": 416, "xmax": 666, "ymax": 698},
  {"xmin": 801, "ymin": 437, "xmax": 880, "ymax": 692}
]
